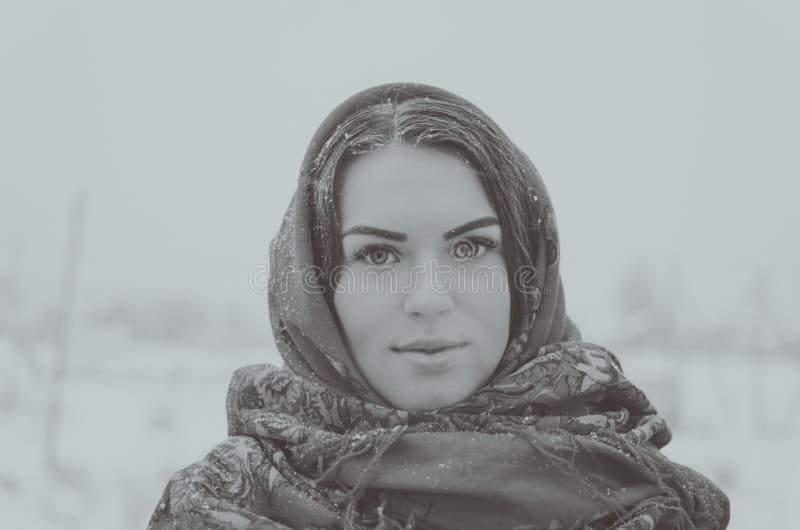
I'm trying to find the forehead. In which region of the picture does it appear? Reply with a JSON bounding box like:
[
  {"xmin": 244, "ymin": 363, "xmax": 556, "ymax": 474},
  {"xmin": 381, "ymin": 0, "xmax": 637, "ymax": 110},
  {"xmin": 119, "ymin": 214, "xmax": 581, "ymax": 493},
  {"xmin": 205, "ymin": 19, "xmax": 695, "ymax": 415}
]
[{"xmin": 337, "ymin": 143, "xmax": 496, "ymax": 231}]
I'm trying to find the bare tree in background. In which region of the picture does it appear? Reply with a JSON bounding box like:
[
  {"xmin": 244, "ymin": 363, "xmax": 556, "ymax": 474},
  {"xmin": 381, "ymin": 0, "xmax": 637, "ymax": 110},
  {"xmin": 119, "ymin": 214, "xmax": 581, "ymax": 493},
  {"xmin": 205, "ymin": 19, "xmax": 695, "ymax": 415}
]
[
  {"xmin": 45, "ymin": 192, "xmax": 87, "ymax": 475},
  {"xmin": 617, "ymin": 261, "xmax": 678, "ymax": 350}
]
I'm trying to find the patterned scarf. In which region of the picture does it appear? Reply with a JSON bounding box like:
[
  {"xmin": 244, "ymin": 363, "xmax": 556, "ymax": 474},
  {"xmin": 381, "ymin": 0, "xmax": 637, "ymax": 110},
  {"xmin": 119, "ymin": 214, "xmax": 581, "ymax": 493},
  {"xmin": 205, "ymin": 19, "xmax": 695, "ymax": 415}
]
[{"xmin": 148, "ymin": 84, "xmax": 729, "ymax": 529}]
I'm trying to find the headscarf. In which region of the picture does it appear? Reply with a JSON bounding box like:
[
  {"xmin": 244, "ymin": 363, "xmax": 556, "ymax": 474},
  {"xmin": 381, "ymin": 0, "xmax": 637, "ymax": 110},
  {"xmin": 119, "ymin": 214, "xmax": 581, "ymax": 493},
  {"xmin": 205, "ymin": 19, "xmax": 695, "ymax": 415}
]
[{"xmin": 148, "ymin": 83, "xmax": 729, "ymax": 530}]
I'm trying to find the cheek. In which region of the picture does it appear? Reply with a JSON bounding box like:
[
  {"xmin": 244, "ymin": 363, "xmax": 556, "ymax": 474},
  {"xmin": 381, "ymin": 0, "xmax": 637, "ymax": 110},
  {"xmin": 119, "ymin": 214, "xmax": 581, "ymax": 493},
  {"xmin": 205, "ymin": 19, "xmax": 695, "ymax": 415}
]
[
  {"xmin": 333, "ymin": 291, "xmax": 394, "ymax": 350},
  {"xmin": 481, "ymin": 292, "xmax": 511, "ymax": 345},
  {"xmin": 461, "ymin": 266, "xmax": 511, "ymax": 346}
]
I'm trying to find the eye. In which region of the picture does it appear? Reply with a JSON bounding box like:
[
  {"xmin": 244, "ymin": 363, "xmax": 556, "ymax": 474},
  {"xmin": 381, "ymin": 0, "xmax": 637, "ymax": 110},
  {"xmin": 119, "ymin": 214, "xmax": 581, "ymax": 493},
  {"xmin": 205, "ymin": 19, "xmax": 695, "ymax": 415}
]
[
  {"xmin": 350, "ymin": 244, "xmax": 401, "ymax": 266},
  {"xmin": 451, "ymin": 236, "xmax": 498, "ymax": 262}
]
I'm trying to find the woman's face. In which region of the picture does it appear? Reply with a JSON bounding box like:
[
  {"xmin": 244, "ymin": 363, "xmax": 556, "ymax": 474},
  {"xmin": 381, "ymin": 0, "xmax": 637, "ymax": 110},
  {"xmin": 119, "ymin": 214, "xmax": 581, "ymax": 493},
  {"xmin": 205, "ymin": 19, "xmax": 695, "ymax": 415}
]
[{"xmin": 333, "ymin": 142, "xmax": 511, "ymax": 411}]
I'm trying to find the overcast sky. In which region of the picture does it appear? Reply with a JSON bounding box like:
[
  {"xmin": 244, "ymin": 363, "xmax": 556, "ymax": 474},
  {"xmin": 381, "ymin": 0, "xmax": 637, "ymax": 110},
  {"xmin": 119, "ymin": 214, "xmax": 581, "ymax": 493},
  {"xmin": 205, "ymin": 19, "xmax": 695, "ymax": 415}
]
[{"xmin": 2, "ymin": 0, "xmax": 798, "ymax": 344}]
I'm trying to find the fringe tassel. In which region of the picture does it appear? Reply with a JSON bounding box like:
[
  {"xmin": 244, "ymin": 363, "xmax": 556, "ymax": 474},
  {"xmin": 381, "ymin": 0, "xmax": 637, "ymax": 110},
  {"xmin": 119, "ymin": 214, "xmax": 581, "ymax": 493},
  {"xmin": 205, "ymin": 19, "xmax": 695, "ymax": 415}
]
[{"xmin": 340, "ymin": 426, "xmax": 408, "ymax": 529}]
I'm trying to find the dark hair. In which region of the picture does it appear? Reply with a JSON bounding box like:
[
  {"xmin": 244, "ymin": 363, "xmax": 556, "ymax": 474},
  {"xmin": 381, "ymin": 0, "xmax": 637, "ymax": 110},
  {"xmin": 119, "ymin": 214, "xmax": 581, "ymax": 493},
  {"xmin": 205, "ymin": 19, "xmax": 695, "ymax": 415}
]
[{"xmin": 306, "ymin": 90, "xmax": 544, "ymax": 338}]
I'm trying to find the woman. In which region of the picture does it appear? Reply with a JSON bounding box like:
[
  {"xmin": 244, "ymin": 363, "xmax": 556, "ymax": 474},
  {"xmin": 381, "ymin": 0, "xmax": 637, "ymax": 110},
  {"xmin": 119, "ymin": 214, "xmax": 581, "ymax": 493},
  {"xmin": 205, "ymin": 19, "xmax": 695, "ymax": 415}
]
[{"xmin": 148, "ymin": 83, "xmax": 729, "ymax": 529}]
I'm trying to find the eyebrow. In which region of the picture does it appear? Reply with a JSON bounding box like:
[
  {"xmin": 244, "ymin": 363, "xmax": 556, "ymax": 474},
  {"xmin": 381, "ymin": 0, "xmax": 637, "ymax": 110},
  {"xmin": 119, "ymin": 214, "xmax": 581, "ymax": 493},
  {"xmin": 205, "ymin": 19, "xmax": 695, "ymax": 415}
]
[{"xmin": 341, "ymin": 216, "xmax": 500, "ymax": 242}]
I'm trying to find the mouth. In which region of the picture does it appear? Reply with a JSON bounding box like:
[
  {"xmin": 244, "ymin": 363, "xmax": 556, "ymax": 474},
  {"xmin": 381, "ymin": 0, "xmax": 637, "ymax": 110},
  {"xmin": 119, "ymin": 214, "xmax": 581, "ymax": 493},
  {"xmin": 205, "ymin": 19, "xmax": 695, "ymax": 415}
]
[{"xmin": 391, "ymin": 339, "xmax": 468, "ymax": 355}]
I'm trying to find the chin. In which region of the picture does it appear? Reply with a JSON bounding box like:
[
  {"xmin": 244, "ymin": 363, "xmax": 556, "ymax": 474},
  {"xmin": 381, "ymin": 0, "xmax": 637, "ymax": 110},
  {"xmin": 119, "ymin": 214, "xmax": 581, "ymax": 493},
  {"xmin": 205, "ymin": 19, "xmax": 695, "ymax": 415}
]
[{"xmin": 397, "ymin": 388, "xmax": 469, "ymax": 412}]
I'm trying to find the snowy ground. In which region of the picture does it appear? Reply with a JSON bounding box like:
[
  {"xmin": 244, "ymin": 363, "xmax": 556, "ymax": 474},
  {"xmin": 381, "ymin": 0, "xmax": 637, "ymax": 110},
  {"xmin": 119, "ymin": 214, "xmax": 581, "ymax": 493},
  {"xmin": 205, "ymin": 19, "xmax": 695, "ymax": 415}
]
[{"xmin": 0, "ymin": 339, "xmax": 797, "ymax": 529}]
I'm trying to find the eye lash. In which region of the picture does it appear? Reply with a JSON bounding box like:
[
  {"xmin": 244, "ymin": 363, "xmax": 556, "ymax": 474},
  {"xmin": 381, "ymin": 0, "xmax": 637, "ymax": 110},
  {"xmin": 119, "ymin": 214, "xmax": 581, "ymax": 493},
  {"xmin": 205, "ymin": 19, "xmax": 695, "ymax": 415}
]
[
  {"xmin": 350, "ymin": 243, "xmax": 400, "ymax": 262},
  {"xmin": 350, "ymin": 236, "xmax": 499, "ymax": 263},
  {"xmin": 463, "ymin": 235, "xmax": 498, "ymax": 249},
  {"xmin": 450, "ymin": 235, "xmax": 499, "ymax": 261}
]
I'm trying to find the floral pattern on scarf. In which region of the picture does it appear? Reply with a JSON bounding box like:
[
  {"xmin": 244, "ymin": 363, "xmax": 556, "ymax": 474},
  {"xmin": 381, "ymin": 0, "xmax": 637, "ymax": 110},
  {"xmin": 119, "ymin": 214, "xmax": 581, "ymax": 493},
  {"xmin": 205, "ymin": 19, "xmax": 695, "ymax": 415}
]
[{"xmin": 148, "ymin": 342, "xmax": 728, "ymax": 529}]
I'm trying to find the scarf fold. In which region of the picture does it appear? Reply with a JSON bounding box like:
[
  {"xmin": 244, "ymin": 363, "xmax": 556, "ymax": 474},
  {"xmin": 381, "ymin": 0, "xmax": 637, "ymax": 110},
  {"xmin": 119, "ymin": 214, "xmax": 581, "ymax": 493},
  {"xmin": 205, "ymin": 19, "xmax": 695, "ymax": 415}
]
[
  {"xmin": 148, "ymin": 341, "xmax": 728, "ymax": 529},
  {"xmin": 147, "ymin": 83, "xmax": 729, "ymax": 529}
]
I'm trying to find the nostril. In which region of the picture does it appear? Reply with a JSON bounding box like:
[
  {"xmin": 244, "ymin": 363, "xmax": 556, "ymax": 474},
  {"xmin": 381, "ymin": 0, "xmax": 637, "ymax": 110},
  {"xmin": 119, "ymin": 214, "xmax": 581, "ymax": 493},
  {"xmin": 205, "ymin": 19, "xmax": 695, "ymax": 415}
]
[{"xmin": 404, "ymin": 305, "xmax": 453, "ymax": 319}]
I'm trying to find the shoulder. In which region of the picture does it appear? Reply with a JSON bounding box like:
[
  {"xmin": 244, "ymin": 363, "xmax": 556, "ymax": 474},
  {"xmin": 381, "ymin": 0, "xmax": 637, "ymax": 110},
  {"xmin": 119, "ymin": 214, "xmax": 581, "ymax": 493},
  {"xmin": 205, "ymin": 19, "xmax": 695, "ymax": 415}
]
[
  {"xmin": 147, "ymin": 435, "xmax": 272, "ymax": 530},
  {"xmin": 226, "ymin": 363, "xmax": 283, "ymax": 435}
]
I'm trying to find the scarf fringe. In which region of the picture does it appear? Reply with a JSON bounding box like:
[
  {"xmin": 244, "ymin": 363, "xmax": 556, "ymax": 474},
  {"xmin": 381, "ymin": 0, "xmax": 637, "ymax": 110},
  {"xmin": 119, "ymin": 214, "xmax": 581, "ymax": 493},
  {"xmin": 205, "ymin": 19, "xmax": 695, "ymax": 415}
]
[
  {"xmin": 295, "ymin": 425, "xmax": 410, "ymax": 529},
  {"xmin": 510, "ymin": 426, "xmax": 699, "ymax": 530}
]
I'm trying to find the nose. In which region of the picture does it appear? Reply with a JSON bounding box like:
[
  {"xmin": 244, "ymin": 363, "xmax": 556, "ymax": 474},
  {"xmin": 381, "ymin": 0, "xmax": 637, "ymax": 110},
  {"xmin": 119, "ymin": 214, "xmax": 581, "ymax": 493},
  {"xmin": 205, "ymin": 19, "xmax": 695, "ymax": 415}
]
[{"xmin": 403, "ymin": 265, "xmax": 454, "ymax": 319}]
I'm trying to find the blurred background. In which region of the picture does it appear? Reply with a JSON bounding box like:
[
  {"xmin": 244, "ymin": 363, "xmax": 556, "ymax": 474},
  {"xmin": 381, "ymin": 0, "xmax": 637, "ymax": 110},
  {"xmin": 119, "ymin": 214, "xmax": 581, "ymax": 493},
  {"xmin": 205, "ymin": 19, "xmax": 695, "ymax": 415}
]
[{"xmin": 1, "ymin": 1, "xmax": 797, "ymax": 528}]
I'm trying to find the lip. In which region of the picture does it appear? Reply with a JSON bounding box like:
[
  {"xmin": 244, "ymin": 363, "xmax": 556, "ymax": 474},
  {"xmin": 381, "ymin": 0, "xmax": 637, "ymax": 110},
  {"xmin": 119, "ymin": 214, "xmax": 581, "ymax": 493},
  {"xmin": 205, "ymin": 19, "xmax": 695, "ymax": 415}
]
[{"xmin": 391, "ymin": 338, "xmax": 468, "ymax": 354}]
